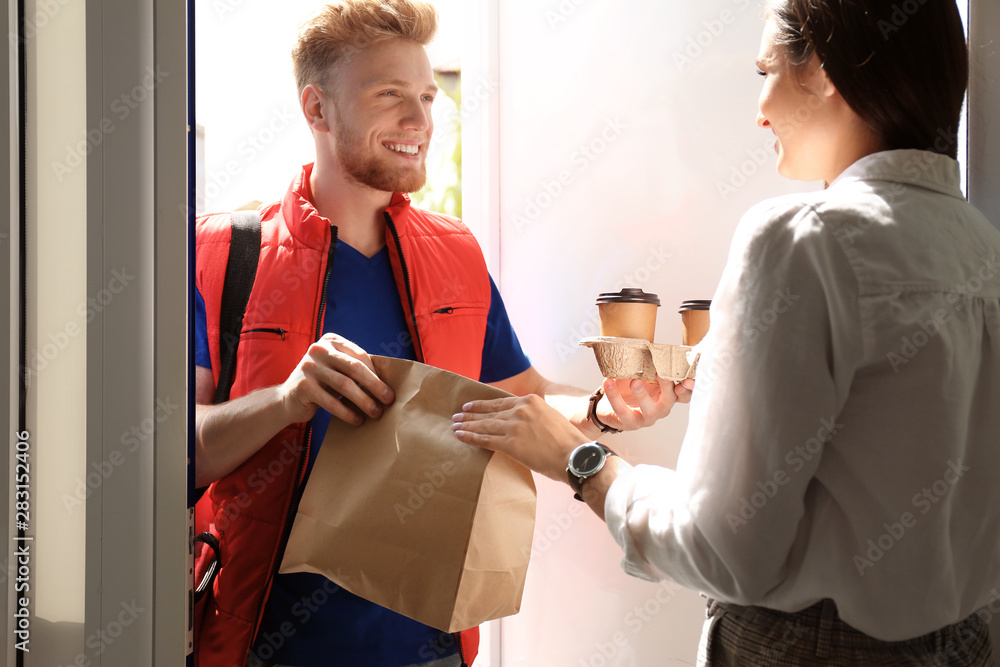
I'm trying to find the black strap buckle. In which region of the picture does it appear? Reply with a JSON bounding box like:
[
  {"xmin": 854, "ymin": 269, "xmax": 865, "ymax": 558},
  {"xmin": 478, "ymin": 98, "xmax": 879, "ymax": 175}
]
[{"xmin": 193, "ymin": 532, "xmax": 221, "ymax": 603}]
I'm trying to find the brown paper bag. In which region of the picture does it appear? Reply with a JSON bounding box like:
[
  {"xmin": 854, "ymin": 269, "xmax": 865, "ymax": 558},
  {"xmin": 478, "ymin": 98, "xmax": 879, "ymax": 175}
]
[{"xmin": 279, "ymin": 356, "xmax": 537, "ymax": 632}]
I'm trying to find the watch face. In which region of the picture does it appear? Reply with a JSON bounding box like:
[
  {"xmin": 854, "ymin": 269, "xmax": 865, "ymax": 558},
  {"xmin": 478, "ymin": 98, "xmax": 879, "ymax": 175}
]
[{"xmin": 570, "ymin": 444, "xmax": 604, "ymax": 476}]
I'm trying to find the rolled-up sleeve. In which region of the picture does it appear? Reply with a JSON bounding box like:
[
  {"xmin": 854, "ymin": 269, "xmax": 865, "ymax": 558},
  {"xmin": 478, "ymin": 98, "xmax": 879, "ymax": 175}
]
[{"xmin": 605, "ymin": 196, "xmax": 863, "ymax": 603}]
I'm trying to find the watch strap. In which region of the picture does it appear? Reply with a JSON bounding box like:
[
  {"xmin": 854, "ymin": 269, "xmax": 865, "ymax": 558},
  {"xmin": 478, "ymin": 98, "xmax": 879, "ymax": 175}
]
[{"xmin": 587, "ymin": 387, "xmax": 623, "ymax": 435}]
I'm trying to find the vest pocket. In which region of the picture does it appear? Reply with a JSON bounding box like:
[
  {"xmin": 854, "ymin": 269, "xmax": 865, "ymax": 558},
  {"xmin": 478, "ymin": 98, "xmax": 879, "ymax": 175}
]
[
  {"xmin": 418, "ymin": 304, "xmax": 489, "ymax": 375},
  {"xmin": 241, "ymin": 327, "xmax": 287, "ymax": 340},
  {"xmin": 426, "ymin": 303, "xmax": 489, "ymax": 317},
  {"xmin": 232, "ymin": 323, "xmax": 296, "ymax": 396},
  {"xmin": 423, "ymin": 304, "xmax": 489, "ymax": 330}
]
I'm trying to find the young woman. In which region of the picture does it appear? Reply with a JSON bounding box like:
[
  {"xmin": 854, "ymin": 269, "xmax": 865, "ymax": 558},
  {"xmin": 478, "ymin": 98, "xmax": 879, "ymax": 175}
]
[{"xmin": 453, "ymin": 0, "xmax": 1000, "ymax": 664}]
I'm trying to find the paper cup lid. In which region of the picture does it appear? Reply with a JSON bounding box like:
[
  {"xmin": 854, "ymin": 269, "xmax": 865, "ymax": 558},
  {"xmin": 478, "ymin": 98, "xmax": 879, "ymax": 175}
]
[
  {"xmin": 678, "ymin": 300, "xmax": 712, "ymax": 312},
  {"xmin": 596, "ymin": 288, "xmax": 661, "ymax": 307}
]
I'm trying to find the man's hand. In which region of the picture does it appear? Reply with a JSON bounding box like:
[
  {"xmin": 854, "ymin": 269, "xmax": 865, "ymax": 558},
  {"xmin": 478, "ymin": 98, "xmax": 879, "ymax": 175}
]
[
  {"xmin": 279, "ymin": 333, "xmax": 396, "ymax": 426},
  {"xmin": 195, "ymin": 334, "xmax": 396, "ymax": 487}
]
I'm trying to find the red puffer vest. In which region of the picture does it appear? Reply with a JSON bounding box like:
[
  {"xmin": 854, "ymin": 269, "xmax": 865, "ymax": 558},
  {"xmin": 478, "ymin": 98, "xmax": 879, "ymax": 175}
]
[{"xmin": 194, "ymin": 164, "xmax": 490, "ymax": 667}]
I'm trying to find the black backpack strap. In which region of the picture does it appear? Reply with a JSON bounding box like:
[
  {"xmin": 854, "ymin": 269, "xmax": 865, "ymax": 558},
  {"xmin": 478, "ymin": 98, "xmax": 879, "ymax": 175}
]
[{"xmin": 212, "ymin": 209, "xmax": 262, "ymax": 404}]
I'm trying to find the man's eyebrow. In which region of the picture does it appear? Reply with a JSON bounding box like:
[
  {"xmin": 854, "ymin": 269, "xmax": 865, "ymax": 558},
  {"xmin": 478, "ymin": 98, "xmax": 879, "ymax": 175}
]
[{"xmin": 366, "ymin": 78, "xmax": 439, "ymax": 93}]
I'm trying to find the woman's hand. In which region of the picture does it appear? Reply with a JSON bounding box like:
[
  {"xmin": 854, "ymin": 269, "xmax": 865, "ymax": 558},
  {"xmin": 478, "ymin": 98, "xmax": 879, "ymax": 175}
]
[
  {"xmin": 596, "ymin": 377, "xmax": 696, "ymax": 431},
  {"xmin": 452, "ymin": 394, "xmax": 590, "ymax": 483}
]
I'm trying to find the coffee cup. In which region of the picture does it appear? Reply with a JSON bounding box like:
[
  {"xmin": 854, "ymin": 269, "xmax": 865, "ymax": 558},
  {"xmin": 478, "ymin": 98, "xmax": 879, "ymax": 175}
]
[
  {"xmin": 679, "ymin": 300, "xmax": 711, "ymax": 346},
  {"xmin": 596, "ymin": 288, "xmax": 661, "ymax": 342}
]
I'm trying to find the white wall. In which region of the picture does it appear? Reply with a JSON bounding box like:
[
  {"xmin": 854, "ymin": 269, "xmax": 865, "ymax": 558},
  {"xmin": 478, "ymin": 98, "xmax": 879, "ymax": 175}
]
[
  {"xmin": 489, "ymin": 0, "xmax": 997, "ymax": 665},
  {"xmin": 491, "ymin": 2, "xmax": 813, "ymax": 664}
]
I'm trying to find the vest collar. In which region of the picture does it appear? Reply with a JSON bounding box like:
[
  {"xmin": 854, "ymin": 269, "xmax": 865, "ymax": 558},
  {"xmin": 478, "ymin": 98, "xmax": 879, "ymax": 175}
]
[
  {"xmin": 385, "ymin": 190, "xmax": 413, "ymax": 236},
  {"xmin": 281, "ymin": 163, "xmax": 414, "ymax": 248}
]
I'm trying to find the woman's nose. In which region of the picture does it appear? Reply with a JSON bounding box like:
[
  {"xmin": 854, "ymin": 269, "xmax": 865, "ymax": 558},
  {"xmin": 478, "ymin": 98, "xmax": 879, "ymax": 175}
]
[{"xmin": 756, "ymin": 112, "xmax": 770, "ymax": 129}]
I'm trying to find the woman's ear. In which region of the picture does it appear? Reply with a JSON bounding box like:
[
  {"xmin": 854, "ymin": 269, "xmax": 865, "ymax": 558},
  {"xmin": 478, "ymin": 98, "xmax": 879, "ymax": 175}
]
[
  {"xmin": 301, "ymin": 84, "xmax": 331, "ymax": 133},
  {"xmin": 806, "ymin": 54, "xmax": 838, "ymax": 100}
]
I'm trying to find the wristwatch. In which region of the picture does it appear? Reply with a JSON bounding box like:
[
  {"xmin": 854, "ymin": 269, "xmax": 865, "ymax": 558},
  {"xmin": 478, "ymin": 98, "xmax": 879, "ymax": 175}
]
[{"xmin": 566, "ymin": 442, "xmax": 615, "ymax": 501}]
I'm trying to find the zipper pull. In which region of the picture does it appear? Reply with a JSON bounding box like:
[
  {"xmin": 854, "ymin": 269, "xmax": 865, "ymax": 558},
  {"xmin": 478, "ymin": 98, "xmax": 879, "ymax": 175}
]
[{"xmin": 434, "ymin": 307, "xmax": 454, "ymax": 315}]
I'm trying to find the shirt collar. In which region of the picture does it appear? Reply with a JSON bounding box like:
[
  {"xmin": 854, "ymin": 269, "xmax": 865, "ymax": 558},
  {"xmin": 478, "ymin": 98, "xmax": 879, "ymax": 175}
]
[{"xmin": 830, "ymin": 149, "xmax": 964, "ymax": 199}]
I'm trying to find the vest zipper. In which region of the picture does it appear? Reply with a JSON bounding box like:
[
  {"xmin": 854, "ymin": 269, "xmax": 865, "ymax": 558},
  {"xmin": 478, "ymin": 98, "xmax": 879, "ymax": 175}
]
[
  {"xmin": 385, "ymin": 212, "xmax": 425, "ymax": 361},
  {"xmin": 454, "ymin": 632, "xmax": 468, "ymax": 667},
  {"xmin": 245, "ymin": 225, "xmax": 338, "ymax": 662},
  {"xmin": 387, "ymin": 214, "xmax": 458, "ymax": 666},
  {"xmin": 242, "ymin": 327, "xmax": 287, "ymax": 340},
  {"xmin": 302, "ymin": 223, "xmax": 338, "ymax": 484},
  {"xmin": 433, "ymin": 307, "xmax": 454, "ymax": 315}
]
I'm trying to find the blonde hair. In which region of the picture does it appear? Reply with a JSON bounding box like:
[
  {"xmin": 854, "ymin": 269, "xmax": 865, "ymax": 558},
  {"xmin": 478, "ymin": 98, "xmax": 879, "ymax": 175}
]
[{"xmin": 292, "ymin": 0, "xmax": 438, "ymax": 97}]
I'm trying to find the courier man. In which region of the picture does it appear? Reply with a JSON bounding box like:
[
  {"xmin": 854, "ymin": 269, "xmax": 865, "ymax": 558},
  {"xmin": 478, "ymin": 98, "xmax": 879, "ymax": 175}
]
[{"xmin": 193, "ymin": 2, "xmax": 680, "ymax": 666}]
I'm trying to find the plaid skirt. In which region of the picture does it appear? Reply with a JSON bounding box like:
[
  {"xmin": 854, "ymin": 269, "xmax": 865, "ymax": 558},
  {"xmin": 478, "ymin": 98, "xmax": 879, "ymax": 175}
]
[{"xmin": 697, "ymin": 598, "xmax": 995, "ymax": 666}]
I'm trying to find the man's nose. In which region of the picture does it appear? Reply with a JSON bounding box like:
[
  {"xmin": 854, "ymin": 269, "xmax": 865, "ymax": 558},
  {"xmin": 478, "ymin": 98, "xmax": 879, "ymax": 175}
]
[{"xmin": 402, "ymin": 98, "xmax": 431, "ymax": 133}]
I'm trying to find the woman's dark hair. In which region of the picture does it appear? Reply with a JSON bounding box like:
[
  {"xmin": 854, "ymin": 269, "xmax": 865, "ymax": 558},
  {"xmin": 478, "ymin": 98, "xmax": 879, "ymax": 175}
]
[{"xmin": 769, "ymin": 0, "xmax": 969, "ymax": 159}]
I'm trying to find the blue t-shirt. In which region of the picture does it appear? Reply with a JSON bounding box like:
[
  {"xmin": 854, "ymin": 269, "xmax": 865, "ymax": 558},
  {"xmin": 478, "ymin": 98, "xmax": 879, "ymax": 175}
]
[{"xmin": 195, "ymin": 241, "xmax": 530, "ymax": 667}]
